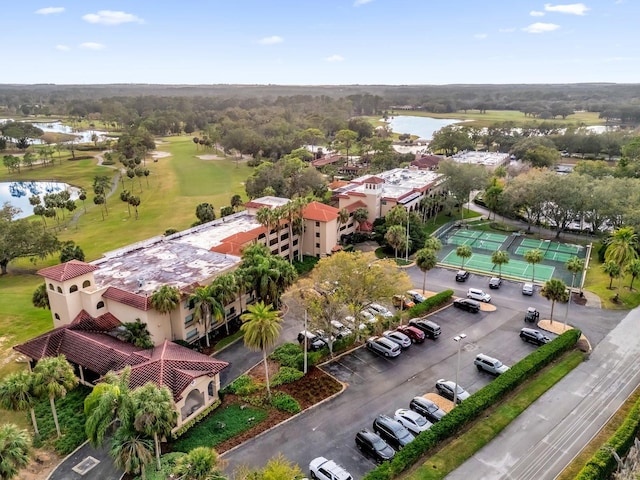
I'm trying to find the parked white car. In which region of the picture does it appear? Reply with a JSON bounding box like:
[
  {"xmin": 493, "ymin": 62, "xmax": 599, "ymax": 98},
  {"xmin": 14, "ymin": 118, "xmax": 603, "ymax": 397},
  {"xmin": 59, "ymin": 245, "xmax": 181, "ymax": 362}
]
[{"xmin": 368, "ymin": 303, "xmax": 394, "ymax": 318}]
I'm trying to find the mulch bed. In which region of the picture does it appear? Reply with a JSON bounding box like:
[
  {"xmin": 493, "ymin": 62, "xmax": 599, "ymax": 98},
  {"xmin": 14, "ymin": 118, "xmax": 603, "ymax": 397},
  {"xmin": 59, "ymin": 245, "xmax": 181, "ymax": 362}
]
[{"xmin": 214, "ymin": 365, "xmax": 342, "ymax": 453}]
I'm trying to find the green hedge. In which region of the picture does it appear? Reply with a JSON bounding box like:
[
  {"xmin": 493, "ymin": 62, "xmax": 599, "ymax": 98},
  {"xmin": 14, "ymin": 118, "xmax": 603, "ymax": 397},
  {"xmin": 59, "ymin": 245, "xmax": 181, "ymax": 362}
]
[
  {"xmin": 576, "ymin": 396, "xmax": 640, "ymax": 480},
  {"xmin": 363, "ymin": 328, "xmax": 582, "ymax": 479},
  {"xmin": 271, "ymin": 366, "xmax": 304, "ymax": 387},
  {"xmin": 405, "ymin": 290, "xmax": 454, "ymax": 319}
]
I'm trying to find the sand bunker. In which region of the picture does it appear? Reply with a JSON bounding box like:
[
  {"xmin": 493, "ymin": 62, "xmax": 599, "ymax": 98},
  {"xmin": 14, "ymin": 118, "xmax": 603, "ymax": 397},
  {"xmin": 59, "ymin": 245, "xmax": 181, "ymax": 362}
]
[
  {"xmin": 197, "ymin": 154, "xmax": 227, "ymax": 160},
  {"xmin": 150, "ymin": 151, "xmax": 172, "ymax": 159}
]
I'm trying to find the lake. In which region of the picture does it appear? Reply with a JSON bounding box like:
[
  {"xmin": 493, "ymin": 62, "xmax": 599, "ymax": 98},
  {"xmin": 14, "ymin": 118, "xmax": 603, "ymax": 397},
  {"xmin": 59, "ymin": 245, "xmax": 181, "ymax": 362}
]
[
  {"xmin": 0, "ymin": 119, "xmax": 107, "ymax": 145},
  {"xmin": 386, "ymin": 115, "xmax": 463, "ymax": 140},
  {"xmin": 0, "ymin": 181, "xmax": 79, "ymax": 219}
]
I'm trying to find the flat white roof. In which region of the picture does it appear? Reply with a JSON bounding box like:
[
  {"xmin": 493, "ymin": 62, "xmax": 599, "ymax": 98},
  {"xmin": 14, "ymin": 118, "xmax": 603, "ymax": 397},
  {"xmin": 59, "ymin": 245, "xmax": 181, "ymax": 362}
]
[
  {"xmin": 450, "ymin": 151, "xmax": 509, "ymax": 166},
  {"xmin": 350, "ymin": 167, "xmax": 443, "ymax": 201}
]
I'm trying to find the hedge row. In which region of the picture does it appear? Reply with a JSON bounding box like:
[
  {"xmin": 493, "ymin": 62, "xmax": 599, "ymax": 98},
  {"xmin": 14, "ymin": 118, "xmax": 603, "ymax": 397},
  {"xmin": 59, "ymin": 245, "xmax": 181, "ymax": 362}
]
[
  {"xmin": 405, "ymin": 289, "xmax": 454, "ymax": 318},
  {"xmin": 363, "ymin": 328, "xmax": 582, "ymax": 480},
  {"xmin": 575, "ymin": 395, "xmax": 640, "ymax": 479}
]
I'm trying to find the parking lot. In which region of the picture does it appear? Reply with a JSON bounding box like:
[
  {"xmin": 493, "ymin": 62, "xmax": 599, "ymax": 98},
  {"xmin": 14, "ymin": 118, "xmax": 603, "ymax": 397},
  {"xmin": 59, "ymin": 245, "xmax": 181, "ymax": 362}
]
[{"xmin": 222, "ymin": 268, "xmax": 570, "ymax": 478}]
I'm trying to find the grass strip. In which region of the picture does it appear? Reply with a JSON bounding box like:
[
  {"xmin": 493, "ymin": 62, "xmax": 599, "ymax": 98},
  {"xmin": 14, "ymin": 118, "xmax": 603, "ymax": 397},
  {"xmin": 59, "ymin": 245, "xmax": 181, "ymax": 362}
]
[{"xmin": 404, "ymin": 350, "xmax": 584, "ymax": 480}]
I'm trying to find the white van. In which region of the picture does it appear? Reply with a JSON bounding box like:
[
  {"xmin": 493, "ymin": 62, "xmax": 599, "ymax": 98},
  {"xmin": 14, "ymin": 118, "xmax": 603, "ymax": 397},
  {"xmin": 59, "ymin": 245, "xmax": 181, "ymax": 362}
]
[{"xmin": 467, "ymin": 288, "xmax": 491, "ymax": 303}]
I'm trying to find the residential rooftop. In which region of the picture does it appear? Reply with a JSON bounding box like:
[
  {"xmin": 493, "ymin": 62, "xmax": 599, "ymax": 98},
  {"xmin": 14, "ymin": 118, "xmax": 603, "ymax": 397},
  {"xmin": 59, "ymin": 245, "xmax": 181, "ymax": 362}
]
[{"xmin": 350, "ymin": 167, "xmax": 443, "ymax": 200}]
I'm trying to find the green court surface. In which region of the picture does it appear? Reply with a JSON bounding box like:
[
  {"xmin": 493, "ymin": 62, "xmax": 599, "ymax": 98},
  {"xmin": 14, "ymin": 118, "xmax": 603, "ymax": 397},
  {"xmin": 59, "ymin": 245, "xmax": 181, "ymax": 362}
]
[
  {"xmin": 477, "ymin": 232, "xmax": 508, "ymax": 243},
  {"xmin": 520, "ymin": 238, "xmax": 547, "ymax": 249},
  {"xmin": 454, "ymin": 229, "xmax": 482, "ymax": 239},
  {"xmin": 473, "ymin": 240, "xmax": 503, "ymax": 251},
  {"xmin": 544, "ymin": 251, "xmax": 574, "ymax": 263},
  {"xmin": 448, "ymin": 237, "xmax": 475, "ymax": 247},
  {"xmin": 547, "ymin": 242, "xmax": 581, "ymax": 254},
  {"xmin": 441, "ymin": 250, "xmax": 555, "ymax": 282}
]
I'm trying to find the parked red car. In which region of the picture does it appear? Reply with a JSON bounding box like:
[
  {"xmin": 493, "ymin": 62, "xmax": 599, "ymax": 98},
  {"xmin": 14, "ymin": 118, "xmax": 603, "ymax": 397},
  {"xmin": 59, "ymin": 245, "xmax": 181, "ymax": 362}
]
[{"xmin": 396, "ymin": 325, "xmax": 425, "ymax": 344}]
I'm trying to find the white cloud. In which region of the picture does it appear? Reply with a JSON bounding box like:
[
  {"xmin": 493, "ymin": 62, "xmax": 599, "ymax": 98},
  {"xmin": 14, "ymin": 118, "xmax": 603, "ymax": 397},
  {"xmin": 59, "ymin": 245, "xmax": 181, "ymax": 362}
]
[
  {"xmin": 530, "ymin": 10, "xmax": 545, "ymax": 16},
  {"xmin": 55, "ymin": 44, "xmax": 70, "ymax": 51},
  {"xmin": 544, "ymin": 3, "xmax": 590, "ymax": 15},
  {"xmin": 79, "ymin": 42, "xmax": 105, "ymax": 50},
  {"xmin": 82, "ymin": 10, "xmax": 144, "ymax": 25},
  {"xmin": 258, "ymin": 35, "xmax": 283, "ymax": 45},
  {"xmin": 354, "ymin": 0, "xmax": 373, "ymax": 5},
  {"xmin": 35, "ymin": 7, "xmax": 64, "ymax": 15},
  {"xmin": 522, "ymin": 22, "xmax": 560, "ymax": 33},
  {"xmin": 474, "ymin": 33, "xmax": 488, "ymax": 39},
  {"xmin": 325, "ymin": 54, "xmax": 345, "ymax": 62},
  {"xmin": 499, "ymin": 27, "xmax": 516, "ymax": 33}
]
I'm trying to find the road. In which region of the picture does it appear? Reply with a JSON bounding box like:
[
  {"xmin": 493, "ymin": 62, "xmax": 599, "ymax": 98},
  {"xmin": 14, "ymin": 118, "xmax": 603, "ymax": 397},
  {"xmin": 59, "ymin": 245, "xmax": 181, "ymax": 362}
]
[{"xmin": 221, "ymin": 265, "xmax": 624, "ymax": 478}]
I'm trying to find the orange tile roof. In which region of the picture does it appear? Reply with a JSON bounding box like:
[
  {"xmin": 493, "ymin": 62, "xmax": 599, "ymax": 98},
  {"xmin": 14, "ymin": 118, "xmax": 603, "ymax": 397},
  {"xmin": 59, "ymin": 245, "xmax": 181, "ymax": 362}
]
[
  {"xmin": 363, "ymin": 176, "xmax": 385, "ymax": 184},
  {"xmin": 344, "ymin": 200, "xmax": 368, "ymax": 213},
  {"xmin": 303, "ymin": 201, "xmax": 339, "ymax": 222},
  {"xmin": 37, "ymin": 260, "xmax": 98, "ymax": 282}
]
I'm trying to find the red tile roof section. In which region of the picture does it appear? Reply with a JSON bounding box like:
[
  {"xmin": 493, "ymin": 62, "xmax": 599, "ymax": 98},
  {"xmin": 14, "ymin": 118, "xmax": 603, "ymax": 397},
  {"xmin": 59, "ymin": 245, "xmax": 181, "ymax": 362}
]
[
  {"xmin": 344, "ymin": 200, "xmax": 368, "ymax": 213},
  {"xmin": 70, "ymin": 310, "xmax": 122, "ymax": 331},
  {"xmin": 121, "ymin": 340, "xmax": 229, "ymax": 401},
  {"xmin": 303, "ymin": 201, "xmax": 339, "ymax": 223},
  {"xmin": 103, "ymin": 287, "xmax": 151, "ymax": 311},
  {"xmin": 363, "ymin": 176, "xmax": 385, "ymax": 184},
  {"xmin": 37, "ymin": 260, "xmax": 98, "ymax": 282}
]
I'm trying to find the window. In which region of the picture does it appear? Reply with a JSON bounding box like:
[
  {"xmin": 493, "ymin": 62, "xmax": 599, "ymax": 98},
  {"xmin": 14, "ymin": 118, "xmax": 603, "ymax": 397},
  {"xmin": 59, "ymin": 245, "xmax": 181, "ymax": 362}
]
[
  {"xmin": 208, "ymin": 381, "xmax": 215, "ymax": 397},
  {"xmin": 280, "ymin": 244, "xmax": 289, "ymax": 252},
  {"xmin": 316, "ymin": 243, "xmax": 320, "ymax": 248},
  {"xmin": 96, "ymin": 301, "xmax": 105, "ymax": 309},
  {"xmin": 382, "ymin": 200, "xmax": 387, "ymax": 205},
  {"xmin": 48, "ymin": 283, "xmax": 54, "ymax": 290},
  {"xmin": 280, "ymin": 232, "xmax": 289, "ymax": 240},
  {"xmin": 82, "ymin": 280, "xmax": 91, "ymax": 288},
  {"xmin": 69, "ymin": 285, "xmax": 78, "ymax": 293},
  {"xmin": 184, "ymin": 314, "xmax": 195, "ymax": 328},
  {"xmin": 315, "ymin": 221, "xmax": 320, "ymax": 227},
  {"xmin": 54, "ymin": 313, "xmax": 60, "ymax": 320},
  {"xmin": 185, "ymin": 329, "xmax": 198, "ymax": 342},
  {"xmin": 57, "ymin": 286, "xmax": 62, "ymax": 293},
  {"xmin": 293, "ymin": 239, "xmax": 298, "ymax": 246},
  {"xmin": 315, "ymin": 232, "xmax": 320, "ymax": 238},
  {"xmin": 186, "ymin": 298, "xmax": 195, "ymax": 310},
  {"xmin": 269, "ymin": 237, "xmax": 278, "ymax": 246},
  {"xmin": 258, "ymin": 233, "xmax": 265, "ymax": 241}
]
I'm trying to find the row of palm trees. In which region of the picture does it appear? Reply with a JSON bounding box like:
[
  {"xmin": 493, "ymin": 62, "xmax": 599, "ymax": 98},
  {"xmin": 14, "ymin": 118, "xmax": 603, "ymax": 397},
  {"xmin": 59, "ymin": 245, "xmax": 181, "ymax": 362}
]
[
  {"xmin": 148, "ymin": 243, "xmax": 297, "ymax": 349},
  {"xmin": 0, "ymin": 355, "xmax": 78, "ymax": 480}
]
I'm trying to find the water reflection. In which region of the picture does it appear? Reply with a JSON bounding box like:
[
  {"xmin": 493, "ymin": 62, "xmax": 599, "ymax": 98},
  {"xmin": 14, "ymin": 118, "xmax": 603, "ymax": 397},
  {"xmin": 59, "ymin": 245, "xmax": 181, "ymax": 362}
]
[{"xmin": 0, "ymin": 181, "xmax": 79, "ymax": 219}]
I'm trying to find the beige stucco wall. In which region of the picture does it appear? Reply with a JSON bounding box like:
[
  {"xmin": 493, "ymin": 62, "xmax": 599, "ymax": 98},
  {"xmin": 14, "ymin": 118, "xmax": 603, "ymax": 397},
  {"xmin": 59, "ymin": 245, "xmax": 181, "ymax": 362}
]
[
  {"xmin": 44, "ymin": 272, "xmax": 96, "ymax": 327},
  {"xmin": 174, "ymin": 374, "xmax": 221, "ymax": 430}
]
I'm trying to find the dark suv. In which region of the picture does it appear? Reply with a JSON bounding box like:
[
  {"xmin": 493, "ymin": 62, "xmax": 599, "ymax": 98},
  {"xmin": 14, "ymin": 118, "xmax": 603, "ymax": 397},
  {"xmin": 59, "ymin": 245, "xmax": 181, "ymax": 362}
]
[
  {"xmin": 520, "ymin": 328, "xmax": 550, "ymax": 346},
  {"xmin": 455, "ymin": 270, "xmax": 470, "ymax": 282},
  {"xmin": 372, "ymin": 414, "xmax": 415, "ymax": 450},
  {"xmin": 408, "ymin": 319, "xmax": 441, "ymax": 339},
  {"xmin": 354, "ymin": 429, "xmax": 395, "ymax": 463},
  {"xmin": 409, "ymin": 396, "xmax": 446, "ymax": 423},
  {"xmin": 453, "ymin": 298, "xmax": 480, "ymax": 313}
]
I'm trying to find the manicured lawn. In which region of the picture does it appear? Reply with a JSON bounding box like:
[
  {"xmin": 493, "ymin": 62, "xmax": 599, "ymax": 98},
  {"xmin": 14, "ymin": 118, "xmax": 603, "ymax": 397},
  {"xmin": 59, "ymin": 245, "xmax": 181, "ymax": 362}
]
[
  {"xmin": 405, "ymin": 350, "xmax": 584, "ymax": 480},
  {"xmin": 423, "ymin": 210, "xmax": 482, "ymax": 236},
  {"xmin": 584, "ymin": 253, "xmax": 640, "ymax": 309},
  {"xmin": 171, "ymin": 403, "xmax": 268, "ymax": 452}
]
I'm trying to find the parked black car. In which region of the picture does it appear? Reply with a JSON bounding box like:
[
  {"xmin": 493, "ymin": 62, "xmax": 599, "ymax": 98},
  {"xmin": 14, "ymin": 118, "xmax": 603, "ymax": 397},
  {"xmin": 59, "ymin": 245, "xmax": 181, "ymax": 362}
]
[
  {"xmin": 408, "ymin": 319, "xmax": 441, "ymax": 339},
  {"xmin": 520, "ymin": 327, "xmax": 551, "ymax": 346},
  {"xmin": 489, "ymin": 277, "xmax": 502, "ymax": 289},
  {"xmin": 355, "ymin": 429, "xmax": 395, "ymax": 463},
  {"xmin": 455, "ymin": 270, "xmax": 470, "ymax": 282},
  {"xmin": 409, "ymin": 396, "xmax": 446, "ymax": 423},
  {"xmin": 372, "ymin": 414, "xmax": 415, "ymax": 450},
  {"xmin": 453, "ymin": 298, "xmax": 481, "ymax": 313}
]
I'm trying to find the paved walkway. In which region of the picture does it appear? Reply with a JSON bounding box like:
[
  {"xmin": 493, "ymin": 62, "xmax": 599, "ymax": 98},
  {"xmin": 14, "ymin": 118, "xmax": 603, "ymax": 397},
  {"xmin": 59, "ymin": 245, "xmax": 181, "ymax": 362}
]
[{"xmin": 46, "ymin": 441, "xmax": 122, "ymax": 480}]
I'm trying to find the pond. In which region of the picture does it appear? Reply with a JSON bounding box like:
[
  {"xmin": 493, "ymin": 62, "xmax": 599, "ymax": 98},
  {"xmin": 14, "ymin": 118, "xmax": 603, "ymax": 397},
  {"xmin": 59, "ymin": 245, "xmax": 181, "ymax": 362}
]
[
  {"xmin": 0, "ymin": 119, "xmax": 107, "ymax": 145},
  {"xmin": 0, "ymin": 181, "xmax": 79, "ymax": 219},
  {"xmin": 386, "ymin": 115, "xmax": 463, "ymax": 140}
]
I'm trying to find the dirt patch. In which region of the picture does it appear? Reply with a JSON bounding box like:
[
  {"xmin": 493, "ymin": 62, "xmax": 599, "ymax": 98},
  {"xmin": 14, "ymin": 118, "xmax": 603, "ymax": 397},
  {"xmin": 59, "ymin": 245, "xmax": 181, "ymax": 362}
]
[{"xmin": 16, "ymin": 448, "xmax": 62, "ymax": 480}]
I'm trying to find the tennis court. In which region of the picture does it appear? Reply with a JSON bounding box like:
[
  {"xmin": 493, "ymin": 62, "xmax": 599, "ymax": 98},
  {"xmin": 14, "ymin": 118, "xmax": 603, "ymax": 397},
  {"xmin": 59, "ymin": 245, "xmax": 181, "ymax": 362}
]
[{"xmin": 441, "ymin": 250, "xmax": 555, "ymax": 282}]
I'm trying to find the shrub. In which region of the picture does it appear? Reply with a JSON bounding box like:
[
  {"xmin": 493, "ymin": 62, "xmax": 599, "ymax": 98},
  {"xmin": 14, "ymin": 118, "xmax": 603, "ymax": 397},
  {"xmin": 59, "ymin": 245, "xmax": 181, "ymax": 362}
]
[
  {"xmin": 270, "ymin": 343, "xmax": 304, "ymax": 370},
  {"xmin": 270, "ymin": 392, "xmax": 301, "ymax": 414},
  {"xmin": 141, "ymin": 452, "xmax": 185, "ymax": 480},
  {"xmin": 225, "ymin": 375, "xmax": 261, "ymax": 396},
  {"xmin": 293, "ymin": 255, "xmax": 320, "ymax": 275},
  {"xmin": 363, "ymin": 329, "xmax": 582, "ymax": 479},
  {"xmin": 405, "ymin": 290, "xmax": 453, "ymax": 318},
  {"xmin": 271, "ymin": 366, "xmax": 304, "ymax": 387}
]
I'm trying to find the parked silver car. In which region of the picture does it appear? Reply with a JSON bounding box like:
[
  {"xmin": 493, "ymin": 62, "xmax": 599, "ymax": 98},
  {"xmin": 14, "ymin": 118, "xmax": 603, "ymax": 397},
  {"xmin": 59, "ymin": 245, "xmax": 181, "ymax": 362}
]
[{"xmin": 366, "ymin": 336, "xmax": 401, "ymax": 357}]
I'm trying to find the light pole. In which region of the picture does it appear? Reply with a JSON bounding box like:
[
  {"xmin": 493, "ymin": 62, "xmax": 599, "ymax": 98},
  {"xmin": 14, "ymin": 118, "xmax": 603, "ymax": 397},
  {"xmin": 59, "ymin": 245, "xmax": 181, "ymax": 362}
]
[
  {"xmin": 405, "ymin": 209, "xmax": 410, "ymax": 262},
  {"xmin": 303, "ymin": 309, "xmax": 308, "ymax": 374},
  {"xmin": 453, "ymin": 333, "xmax": 467, "ymax": 405}
]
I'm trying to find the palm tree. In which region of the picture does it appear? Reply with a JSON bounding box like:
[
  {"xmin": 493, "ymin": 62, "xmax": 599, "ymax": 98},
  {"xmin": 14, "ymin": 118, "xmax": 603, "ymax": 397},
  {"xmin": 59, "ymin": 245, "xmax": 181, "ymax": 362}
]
[
  {"xmin": 524, "ymin": 248, "xmax": 544, "ymax": 283},
  {"xmin": 32, "ymin": 355, "xmax": 78, "ymax": 438},
  {"xmin": 0, "ymin": 424, "xmax": 31, "ymax": 480},
  {"xmin": 540, "ymin": 278, "xmax": 569, "ymax": 324},
  {"xmin": 456, "ymin": 245, "xmax": 472, "ymax": 269},
  {"xmin": 565, "ymin": 256, "xmax": 585, "ymax": 297},
  {"xmin": 230, "ymin": 194, "xmax": 243, "ymax": 212},
  {"xmin": 189, "ymin": 285, "xmax": 221, "ymax": 348},
  {"xmin": 291, "ymin": 196, "xmax": 310, "ymax": 261},
  {"xmin": 120, "ymin": 190, "xmax": 131, "ymax": 217},
  {"xmin": 241, "ymin": 302, "xmax": 282, "ymax": 400},
  {"xmin": 110, "ymin": 425, "xmax": 154, "ymax": 480},
  {"xmin": 256, "ymin": 207, "xmax": 274, "ymax": 244},
  {"xmin": 131, "ymin": 383, "xmax": 177, "ymax": 472},
  {"xmin": 84, "ymin": 368, "xmax": 133, "ymax": 447},
  {"xmin": 605, "ymin": 227, "xmax": 638, "ymax": 269},
  {"xmin": 212, "ymin": 273, "xmax": 238, "ymax": 336},
  {"xmin": 172, "ymin": 446, "xmax": 227, "ymax": 480},
  {"xmin": 337, "ymin": 208, "xmax": 350, "ymax": 238},
  {"xmin": 282, "ymin": 202, "xmax": 297, "ymax": 264},
  {"xmin": 353, "ymin": 207, "xmax": 369, "ymax": 232},
  {"xmin": 602, "ymin": 260, "xmax": 622, "ymax": 290},
  {"xmin": 626, "ymin": 258, "xmax": 640, "ymax": 290},
  {"xmin": 0, "ymin": 371, "xmax": 40, "ymax": 435},
  {"xmin": 415, "ymin": 248, "xmax": 437, "ymax": 294},
  {"xmin": 120, "ymin": 319, "xmax": 153, "ymax": 348},
  {"xmin": 385, "ymin": 225, "xmax": 406, "ymax": 259},
  {"xmin": 491, "ymin": 250, "xmax": 510, "ymax": 278},
  {"xmin": 32, "ymin": 284, "xmax": 50, "ymax": 310},
  {"xmin": 423, "ymin": 236, "xmax": 443, "ymax": 253},
  {"xmin": 150, "ymin": 285, "xmax": 181, "ymax": 341}
]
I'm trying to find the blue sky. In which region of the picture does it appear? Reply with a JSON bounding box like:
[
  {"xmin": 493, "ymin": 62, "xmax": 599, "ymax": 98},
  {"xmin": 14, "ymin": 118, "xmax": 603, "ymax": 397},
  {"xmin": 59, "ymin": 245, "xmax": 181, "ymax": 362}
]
[{"xmin": 5, "ymin": 1, "xmax": 638, "ymax": 85}]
